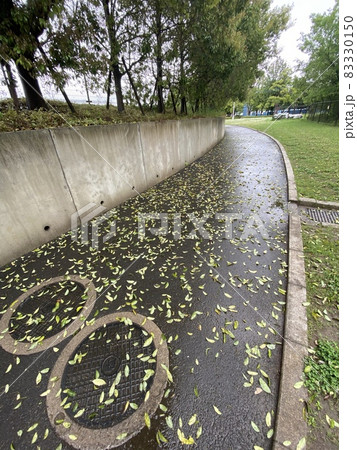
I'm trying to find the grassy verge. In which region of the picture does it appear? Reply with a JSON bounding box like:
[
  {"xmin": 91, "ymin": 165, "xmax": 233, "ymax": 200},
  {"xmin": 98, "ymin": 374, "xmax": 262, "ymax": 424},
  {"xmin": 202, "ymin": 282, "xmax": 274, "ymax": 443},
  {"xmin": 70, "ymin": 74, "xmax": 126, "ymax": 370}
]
[
  {"xmin": 303, "ymin": 225, "xmax": 339, "ymax": 341},
  {"xmin": 226, "ymin": 117, "xmax": 339, "ymax": 202},
  {"xmin": 0, "ymin": 99, "xmax": 223, "ymax": 133},
  {"xmin": 302, "ymin": 224, "xmax": 339, "ymax": 448}
]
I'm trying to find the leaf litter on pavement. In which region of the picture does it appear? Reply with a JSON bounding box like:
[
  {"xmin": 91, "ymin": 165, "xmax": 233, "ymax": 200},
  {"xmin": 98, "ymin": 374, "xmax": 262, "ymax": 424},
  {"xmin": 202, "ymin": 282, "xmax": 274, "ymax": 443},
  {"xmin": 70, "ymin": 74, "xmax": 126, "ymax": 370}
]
[{"xmin": 0, "ymin": 128, "xmax": 290, "ymax": 448}]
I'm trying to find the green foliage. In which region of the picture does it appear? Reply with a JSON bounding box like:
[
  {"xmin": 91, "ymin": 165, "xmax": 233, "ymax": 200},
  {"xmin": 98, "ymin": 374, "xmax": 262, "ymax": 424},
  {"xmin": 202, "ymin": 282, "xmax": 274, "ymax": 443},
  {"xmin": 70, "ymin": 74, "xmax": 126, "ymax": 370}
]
[
  {"xmin": 304, "ymin": 340, "xmax": 339, "ymax": 397},
  {"xmin": 1, "ymin": 0, "xmax": 290, "ymax": 113},
  {"xmin": 299, "ymin": 0, "xmax": 339, "ymax": 107},
  {"xmin": 302, "ymin": 223, "xmax": 339, "ymax": 344},
  {"xmin": 246, "ymin": 57, "xmax": 296, "ymax": 112},
  {"xmin": 198, "ymin": 0, "xmax": 290, "ymax": 109}
]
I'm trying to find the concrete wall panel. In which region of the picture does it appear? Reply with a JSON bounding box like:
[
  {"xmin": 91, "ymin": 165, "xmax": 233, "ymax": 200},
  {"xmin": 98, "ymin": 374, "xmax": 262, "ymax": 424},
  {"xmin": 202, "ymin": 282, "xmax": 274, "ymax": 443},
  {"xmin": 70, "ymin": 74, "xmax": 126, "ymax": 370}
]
[
  {"xmin": 50, "ymin": 123, "xmax": 147, "ymax": 212},
  {"xmin": 139, "ymin": 120, "xmax": 179, "ymax": 187},
  {"xmin": 0, "ymin": 129, "xmax": 76, "ymax": 265},
  {"xmin": 178, "ymin": 119, "xmax": 201, "ymax": 163},
  {"xmin": 0, "ymin": 118, "xmax": 224, "ymax": 267}
]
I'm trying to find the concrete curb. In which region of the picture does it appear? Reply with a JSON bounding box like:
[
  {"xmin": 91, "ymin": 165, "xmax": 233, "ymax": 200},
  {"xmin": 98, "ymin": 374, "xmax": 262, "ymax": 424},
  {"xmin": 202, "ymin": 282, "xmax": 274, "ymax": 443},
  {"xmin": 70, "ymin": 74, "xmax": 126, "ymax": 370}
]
[
  {"xmin": 243, "ymin": 128, "xmax": 309, "ymax": 448},
  {"xmin": 298, "ymin": 197, "xmax": 339, "ymax": 210},
  {"xmin": 262, "ymin": 133, "xmax": 299, "ymax": 204}
]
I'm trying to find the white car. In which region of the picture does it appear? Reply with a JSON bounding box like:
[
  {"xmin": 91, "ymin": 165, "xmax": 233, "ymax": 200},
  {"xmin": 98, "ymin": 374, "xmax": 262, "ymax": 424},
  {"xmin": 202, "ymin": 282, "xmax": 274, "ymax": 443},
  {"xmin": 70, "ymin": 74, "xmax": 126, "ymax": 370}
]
[
  {"xmin": 273, "ymin": 112, "xmax": 289, "ymax": 119},
  {"xmin": 288, "ymin": 113, "xmax": 303, "ymax": 119}
]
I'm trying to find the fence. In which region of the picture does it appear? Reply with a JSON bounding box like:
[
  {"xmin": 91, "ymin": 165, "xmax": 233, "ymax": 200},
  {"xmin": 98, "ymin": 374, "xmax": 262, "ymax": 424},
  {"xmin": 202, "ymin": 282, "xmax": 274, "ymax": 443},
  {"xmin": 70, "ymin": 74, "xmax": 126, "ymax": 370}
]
[{"xmin": 307, "ymin": 99, "xmax": 339, "ymax": 124}]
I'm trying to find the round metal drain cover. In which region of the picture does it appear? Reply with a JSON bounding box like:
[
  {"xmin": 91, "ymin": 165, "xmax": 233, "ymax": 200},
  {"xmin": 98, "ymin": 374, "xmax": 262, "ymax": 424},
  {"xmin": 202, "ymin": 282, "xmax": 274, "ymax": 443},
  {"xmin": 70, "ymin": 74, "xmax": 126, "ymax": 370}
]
[
  {"xmin": 61, "ymin": 321, "xmax": 157, "ymax": 429},
  {"xmin": 47, "ymin": 313, "xmax": 169, "ymax": 449},
  {"xmin": 0, "ymin": 276, "xmax": 96, "ymax": 354},
  {"xmin": 10, "ymin": 280, "xmax": 86, "ymax": 341}
]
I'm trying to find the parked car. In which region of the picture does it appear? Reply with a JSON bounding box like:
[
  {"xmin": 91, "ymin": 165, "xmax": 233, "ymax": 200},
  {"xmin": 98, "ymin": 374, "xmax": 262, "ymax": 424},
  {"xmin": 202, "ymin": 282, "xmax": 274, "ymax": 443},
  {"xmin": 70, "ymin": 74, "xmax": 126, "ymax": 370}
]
[
  {"xmin": 273, "ymin": 111, "xmax": 289, "ymax": 119},
  {"xmin": 273, "ymin": 111, "xmax": 304, "ymax": 119}
]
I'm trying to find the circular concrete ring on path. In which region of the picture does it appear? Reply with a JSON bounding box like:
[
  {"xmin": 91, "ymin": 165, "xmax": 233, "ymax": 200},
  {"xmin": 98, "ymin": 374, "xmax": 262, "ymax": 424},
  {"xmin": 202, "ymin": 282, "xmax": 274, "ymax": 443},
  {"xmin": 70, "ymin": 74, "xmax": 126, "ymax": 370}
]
[
  {"xmin": 0, "ymin": 276, "xmax": 96, "ymax": 355},
  {"xmin": 46, "ymin": 312, "xmax": 169, "ymax": 449}
]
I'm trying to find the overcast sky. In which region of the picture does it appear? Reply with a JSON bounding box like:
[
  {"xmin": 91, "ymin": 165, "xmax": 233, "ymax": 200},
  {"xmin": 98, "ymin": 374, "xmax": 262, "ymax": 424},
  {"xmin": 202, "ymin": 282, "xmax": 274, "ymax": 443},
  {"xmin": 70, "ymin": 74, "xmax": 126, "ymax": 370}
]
[{"xmin": 272, "ymin": 0, "xmax": 337, "ymax": 67}]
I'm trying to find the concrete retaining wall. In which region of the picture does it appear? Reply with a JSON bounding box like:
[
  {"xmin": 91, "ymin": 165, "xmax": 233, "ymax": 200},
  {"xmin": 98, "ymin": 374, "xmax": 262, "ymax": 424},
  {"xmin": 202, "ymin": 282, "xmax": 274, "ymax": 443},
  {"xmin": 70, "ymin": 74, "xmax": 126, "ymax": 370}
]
[{"xmin": 0, "ymin": 117, "xmax": 224, "ymax": 266}]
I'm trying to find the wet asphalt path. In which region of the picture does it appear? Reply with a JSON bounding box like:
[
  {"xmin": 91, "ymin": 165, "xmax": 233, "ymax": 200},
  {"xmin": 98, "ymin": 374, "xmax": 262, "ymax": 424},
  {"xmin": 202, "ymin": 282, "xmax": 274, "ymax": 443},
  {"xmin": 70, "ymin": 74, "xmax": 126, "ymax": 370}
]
[{"xmin": 0, "ymin": 126, "xmax": 288, "ymax": 449}]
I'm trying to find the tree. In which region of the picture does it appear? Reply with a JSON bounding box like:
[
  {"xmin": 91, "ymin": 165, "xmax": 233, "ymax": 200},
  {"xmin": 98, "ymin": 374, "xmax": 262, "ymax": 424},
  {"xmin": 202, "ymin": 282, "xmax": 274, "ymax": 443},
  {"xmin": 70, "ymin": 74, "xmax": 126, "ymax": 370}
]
[
  {"xmin": 0, "ymin": 0, "xmax": 291, "ymax": 114},
  {"xmin": 1, "ymin": 59, "xmax": 20, "ymax": 109},
  {"xmin": 75, "ymin": 0, "xmax": 148, "ymax": 113},
  {"xmin": 265, "ymin": 68, "xmax": 294, "ymax": 110},
  {"xmin": 0, "ymin": 0, "xmax": 62, "ymax": 109},
  {"xmin": 245, "ymin": 57, "xmax": 295, "ymax": 114},
  {"xmin": 39, "ymin": 0, "xmax": 106, "ymax": 111},
  {"xmin": 186, "ymin": 0, "xmax": 290, "ymax": 111},
  {"xmin": 299, "ymin": 0, "xmax": 339, "ymax": 106}
]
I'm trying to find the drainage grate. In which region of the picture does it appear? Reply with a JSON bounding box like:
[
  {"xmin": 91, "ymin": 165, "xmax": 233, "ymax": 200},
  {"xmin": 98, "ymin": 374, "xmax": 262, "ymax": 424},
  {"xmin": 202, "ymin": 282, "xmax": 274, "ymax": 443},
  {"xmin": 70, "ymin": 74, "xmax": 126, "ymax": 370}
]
[
  {"xmin": 306, "ymin": 208, "xmax": 339, "ymax": 224},
  {"xmin": 9, "ymin": 280, "xmax": 86, "ymax": 342},
  {"xmin": 61, "ymin": 320, "xmax": 157, "ymax": 429}
]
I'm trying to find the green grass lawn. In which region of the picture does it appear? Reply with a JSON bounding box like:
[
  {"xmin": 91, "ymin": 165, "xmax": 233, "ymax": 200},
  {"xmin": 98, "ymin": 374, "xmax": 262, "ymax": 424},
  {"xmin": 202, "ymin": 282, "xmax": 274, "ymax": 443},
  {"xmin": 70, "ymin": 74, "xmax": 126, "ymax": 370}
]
[
  {"xmin": 302, "ymin": 224, "xmax": 339, "ymax": 341},
  {"xmin": 302, "ymin": 224, "xmax": 339, "ymax": 448},
  {"xmin": 226, "ymin": 117, "xmax": 339, "ymax": 202}
]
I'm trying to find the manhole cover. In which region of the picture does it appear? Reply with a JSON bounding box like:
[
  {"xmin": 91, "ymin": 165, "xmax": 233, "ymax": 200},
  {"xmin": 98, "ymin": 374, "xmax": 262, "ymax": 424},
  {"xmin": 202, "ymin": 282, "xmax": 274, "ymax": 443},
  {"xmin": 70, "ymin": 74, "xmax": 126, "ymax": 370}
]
[
  {"xmin": 0, "ymin": 276, "xmax": 96, "ymax": 354},
  {"xmin": 61, "ymin": 321, "xmax": 157, "ymax": 429},
  {"xmin": 306, "ymin": 208, "xmax": 339, "ymax": 224},
  {"xmin": 9, "ymin": 280, "xmax": 86, "ymax": 341},
  {"xmin": 47, "ymin": 313, "xmax": 169, "ymax": 449}
]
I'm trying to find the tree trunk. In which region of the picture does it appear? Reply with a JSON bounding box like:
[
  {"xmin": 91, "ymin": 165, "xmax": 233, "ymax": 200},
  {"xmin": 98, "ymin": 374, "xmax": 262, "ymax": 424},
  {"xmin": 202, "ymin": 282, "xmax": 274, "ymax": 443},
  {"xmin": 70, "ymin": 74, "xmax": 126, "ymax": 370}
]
[
  {"xmin": 169, "ymin": 84, "xmax": 177, "ymax": 115},
  {"xmin": 155, "ymin": 1, "xmax": 165, "ymax": 113},
  {"xmin": 194, "ymin": 98, "xmax": 199, "ymax": 112},
  {"xmin": 178, "ymin": 25, "xmax": 187, "ymax": 115},
  {"xmin": 112, "ymin": 63, "xmax": 125, "ymax": 113},
  {"xmin": 122, "ymin": 57, "xmax": 145, "ymax": 115},
  {"xmin": 150, "ymin": 78, "xmax": 158, "ymax": 110},
  {"xmin": 102, "ymin": 0, "xmax": 125, "ymax": 113},
  {"xmin": 83, "ymin": 73, "xmax": 91, "ymax": 104},
  {"xmin": 180, "ymin": 97, "xmax": 187, "ymax": 115},
  {"xmin": 59, "ymin": 86, "xmax": 76, "ymax": 113},
  {"xmin": 1, "ymin": 61, "xmax": 20, "ymax": 110},
  {"xmin": 37, "ymin": 42, "xmax": 76, "ymax": 113},
  {"xmin": 106, "ymin": 69, "xmax": 112, "ymax": 109},
  {"xmin": 16, "ymin": 63, "xmax": 48, "ymax": 110}
]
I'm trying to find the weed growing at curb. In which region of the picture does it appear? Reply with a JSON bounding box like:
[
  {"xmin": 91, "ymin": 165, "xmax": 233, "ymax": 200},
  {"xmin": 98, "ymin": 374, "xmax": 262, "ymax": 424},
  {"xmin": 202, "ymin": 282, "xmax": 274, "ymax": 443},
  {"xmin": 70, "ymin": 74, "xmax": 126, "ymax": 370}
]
[{"xmin": 304, "ymin": 339, "xmax": 339, "ymax": 397}]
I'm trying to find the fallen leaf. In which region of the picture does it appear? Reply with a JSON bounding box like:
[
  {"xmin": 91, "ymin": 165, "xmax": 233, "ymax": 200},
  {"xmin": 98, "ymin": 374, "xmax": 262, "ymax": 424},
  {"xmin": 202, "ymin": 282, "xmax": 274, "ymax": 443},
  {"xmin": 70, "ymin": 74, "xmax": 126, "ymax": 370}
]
[
  {"xmin": 259, "ymin": 377, "xmax": 271, "ymax": 394},
  {"xmin": 92, "ymin": 378, "xmax": 106, "ymax": 387}
]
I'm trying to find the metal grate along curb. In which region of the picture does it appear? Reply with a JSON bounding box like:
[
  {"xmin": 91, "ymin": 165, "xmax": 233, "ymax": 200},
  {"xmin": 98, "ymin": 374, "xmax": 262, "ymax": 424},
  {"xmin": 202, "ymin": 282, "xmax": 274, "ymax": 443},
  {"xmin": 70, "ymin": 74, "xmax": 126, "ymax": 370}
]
[{"xmin": 305, "ymin": 207, "xmax": 339, "ymax": 224}]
